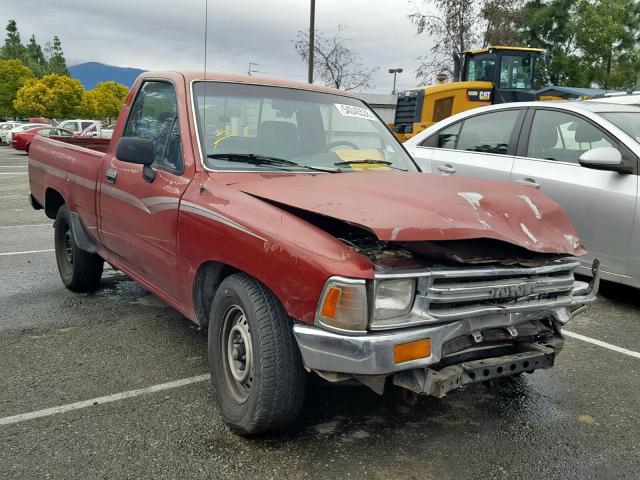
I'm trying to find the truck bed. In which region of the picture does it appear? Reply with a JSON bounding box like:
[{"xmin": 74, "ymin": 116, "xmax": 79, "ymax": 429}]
[{"xmin": 49, "ymin": 135, "xmax": 111, "ymax": 153}]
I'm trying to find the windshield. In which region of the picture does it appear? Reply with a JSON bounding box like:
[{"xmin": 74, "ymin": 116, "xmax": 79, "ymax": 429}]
[
  {"xmin": 600, "ymin": 112, "xmax": 640, "ymax": 143},
  {"xmin": 192, "ymin": 81, "xmax": 417, "ymax": 172}
]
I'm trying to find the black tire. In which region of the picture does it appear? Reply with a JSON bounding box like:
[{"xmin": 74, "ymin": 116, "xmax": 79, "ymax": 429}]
[
  {"xmin": 208, "ymin": 273, "xmax": 306, "ymax": 435},
  {"xmin": 54, "ymin": 205, "xmax": 103, "ymax": 292}
]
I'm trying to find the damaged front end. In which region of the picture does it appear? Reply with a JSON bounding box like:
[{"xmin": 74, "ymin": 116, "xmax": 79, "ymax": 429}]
[{"xmin": 293, "ymin": 224, "xmax": 600, "ymax": 398}]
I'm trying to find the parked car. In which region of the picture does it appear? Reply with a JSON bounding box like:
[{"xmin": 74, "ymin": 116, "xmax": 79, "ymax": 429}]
[
  {"xmin": 57, "ymin": 119, "xmax": 98, "ymax": 133},
  {"xmin": 405, "ymin": 101, "xmax": 640, "ymax": 288},
  {"xmin": 80, "ymin": 121, "xmax": 114, "ymax": 139},
  {"xmin": 10, "ymin": 126, "xmax": 74, "ymax": 152},
  {"xmin": 28, "ymin": 117, "xmax": 54, "ymax": 125},
  {"xmin": 0, "ymin": 122, "xmax": 24, "ymax": 143},
  {"xmin": 29, "ymin": 72, "xmax": 598, "ymax": 435},
  {"xmin": 1, "ymin": 123, "xmax": 49, "ymax": 144}
]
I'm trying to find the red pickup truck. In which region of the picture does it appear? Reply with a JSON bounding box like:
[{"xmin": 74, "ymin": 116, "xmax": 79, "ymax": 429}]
[{"xmin": 28, "ymin": 71, "xmax": 599, "ymax": 435}]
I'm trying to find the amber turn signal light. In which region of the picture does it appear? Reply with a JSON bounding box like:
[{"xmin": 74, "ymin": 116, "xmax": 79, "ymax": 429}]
[
  {"xmin": 393, "ymin": 338, "xmax": 431, "ymax": 364},
  {"xmin": 320, "ymin": 286, "xmax": 342, "ymax": 319}
]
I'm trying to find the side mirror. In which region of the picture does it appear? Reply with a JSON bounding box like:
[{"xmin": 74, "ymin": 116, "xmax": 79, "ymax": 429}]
[
  {"xmin": 115, "ymin": 137, "xmax": 154, "ymax": 166},
  {"xmin": 578, "ymin": 147, "xmax": 623, "ymax": 172}
]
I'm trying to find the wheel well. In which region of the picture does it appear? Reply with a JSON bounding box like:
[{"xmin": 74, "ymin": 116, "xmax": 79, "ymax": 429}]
[
  {"xmin": 44, "ymin": 188, "xmax": 65, "ymax": 219},
  {"xmin": 193, "ymin": 261, "xmax": 238, "ymax": 328}
]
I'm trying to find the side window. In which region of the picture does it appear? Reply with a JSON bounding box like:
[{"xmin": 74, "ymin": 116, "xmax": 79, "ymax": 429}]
[
  {"xmin": 527, "ymin": 110, "xmax": 616, "ymax": 164},
  {"xmin": 81, "ymin": 121, "xmax": 94, "ymax": 130},
  {"xmin": 65, "ymin": 122, "xmax": 79, "ymax": 132},
  {"xmin": 456, "ymin": 110, "xmax": 519, "ymax": 154},
  {"xmin": 428, "ymin": 122, "xmax": 461, "ymax": 149},
  {"xmin": 39, "ymin": 128, "xmax": 52, "ymax": 136},
  {"xmin": 123, "ymin": 81, "xmax": 184, "ymax": 174}
]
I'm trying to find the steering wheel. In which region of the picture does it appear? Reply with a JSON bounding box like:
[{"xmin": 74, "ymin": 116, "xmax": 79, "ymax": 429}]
[{"xmin": 322, "ymin": 140, "xmax": 360, "ymax": 152}]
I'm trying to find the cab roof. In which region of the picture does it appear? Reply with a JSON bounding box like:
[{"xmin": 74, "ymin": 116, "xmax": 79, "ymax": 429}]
[{"xmin": 138, "ymin": 71, "xmax": 357, "ymax": 98}]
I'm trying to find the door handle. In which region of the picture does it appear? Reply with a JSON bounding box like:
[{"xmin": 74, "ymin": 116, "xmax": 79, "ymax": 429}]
[
  {"xmin": 105, "ymin": 169, "xmax": 117, "ymax": 184},
  {"xmin": 437, "ymin": 164, "xmax": 456, "ymax": 174},
  {"xmin": 515, "ymin": 178, "xmax": 540, "ymax": 188}
]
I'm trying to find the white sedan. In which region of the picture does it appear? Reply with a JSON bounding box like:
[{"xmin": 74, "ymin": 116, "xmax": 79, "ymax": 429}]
[
  {"xmin": 404, "ymin": 101, "xmax": 640, "ymax": 288},
  {"xmin": 1, "ymin": 123, "xmax": 50, "ymax": 144}
]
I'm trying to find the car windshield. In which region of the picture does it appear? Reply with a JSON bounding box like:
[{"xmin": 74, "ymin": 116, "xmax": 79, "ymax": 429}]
[
  {"xmin": 600, "ymin": 112, "xmax": 640, "ymax": 143},
  {"xmin": 192, "ymin": 81, "xmax": 417, "ymax": 172}
]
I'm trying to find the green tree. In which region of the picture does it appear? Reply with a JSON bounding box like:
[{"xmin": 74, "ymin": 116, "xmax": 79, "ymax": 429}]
[
  {"xmin": 14, "ymin": 74, "xmax": 84, "ymax": 118},
  {"xmin": 575, "ymin": 0, "xmax": 640, "ymax": 89},
  {"xmin": 0, "ymin": 59, "xmax": 35, "ymax": 118},
  {"xmin": 518, "ymin": 0, "xmax": 590, "ymax": 86},
  {"xmin": 0, "ymin": 20, "xmax": 25, "ymax": 60},
  {"xmin": 78, "ymin": 81, "xmax": 129, "ymax": 121},
  {"xmin": 44, "ymin": 36, "xmax": 68, "ymax": 75},
  {"xmin": 24, "ymin": 35, "xmax": 46, "ymax": 77}
]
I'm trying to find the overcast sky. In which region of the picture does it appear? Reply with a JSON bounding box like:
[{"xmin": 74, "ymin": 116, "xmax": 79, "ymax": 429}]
[{"xmin": 2, "ymin": 0, "xmax": 433, "ymax": 93}]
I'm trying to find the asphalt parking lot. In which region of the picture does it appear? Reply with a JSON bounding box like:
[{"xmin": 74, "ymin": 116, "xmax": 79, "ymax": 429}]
[{"xmin": 1, "ymin": 145, "xmax": 639, "ymax": 480}]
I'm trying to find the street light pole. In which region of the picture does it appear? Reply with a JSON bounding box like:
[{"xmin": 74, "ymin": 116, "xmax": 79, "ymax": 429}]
[
  {"xmin": 308, "ymin": 0, "xmax": 315, "ymax": 84},
  {"xmin": 389, "ymin": 68, "xmax": 403, "ymax": 95}
]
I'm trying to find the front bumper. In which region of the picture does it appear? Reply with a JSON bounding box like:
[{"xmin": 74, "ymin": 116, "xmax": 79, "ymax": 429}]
[{"xmin": 294, "ymin": 260, "xmax": 599, "ymax": 380}]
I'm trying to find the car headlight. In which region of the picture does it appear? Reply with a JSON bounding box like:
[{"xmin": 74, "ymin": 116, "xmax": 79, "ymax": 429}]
[
  {"xmin": 315, "ymin": 277, "xmax": 368, "ymax": 333},
  {"xmin": 373, "ymin": 279, "xmax": 415, "ymax": 322}
]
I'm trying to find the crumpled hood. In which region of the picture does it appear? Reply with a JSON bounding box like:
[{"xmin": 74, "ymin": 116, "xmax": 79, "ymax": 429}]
[{"xmin": 230, "ymin": 171, "xmax": 585, "ymax": 256}]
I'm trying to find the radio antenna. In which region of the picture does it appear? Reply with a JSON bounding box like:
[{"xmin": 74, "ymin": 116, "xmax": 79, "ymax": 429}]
[
  {"xmin": 204, "ymin": 0, "xmax": 208, "ymax": 80},
  {"xmin": 200, "ymin": 0, "xmax": 209, "ymax": 194}
]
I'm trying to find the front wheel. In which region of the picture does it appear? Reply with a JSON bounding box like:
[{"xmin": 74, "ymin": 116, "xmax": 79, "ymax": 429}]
[
  {"xmin": 54, "ymin": 205, "xmax": 103, "ymax": 291},
  {"xmin": 208, "ymin": 273, "xmax": 306, "ymax": 435}
]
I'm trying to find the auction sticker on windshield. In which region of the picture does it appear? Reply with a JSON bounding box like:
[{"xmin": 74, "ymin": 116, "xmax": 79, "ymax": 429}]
[{"xmin": 335, "ymin": 103, "xmax": 377, "ymax": 121}]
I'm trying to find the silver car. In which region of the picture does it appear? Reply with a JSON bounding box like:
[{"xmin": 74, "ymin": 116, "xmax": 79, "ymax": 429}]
[{"xmin": 405, "ymin": 101, "xmax": 640, "ymax": 288}]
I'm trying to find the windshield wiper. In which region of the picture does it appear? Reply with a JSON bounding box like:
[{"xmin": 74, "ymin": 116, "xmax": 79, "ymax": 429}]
[
  {"xmin": 333, "ymin": 159, "xmax": 407, "ymax": 171},
  {"xmin": 207, "ymin": 153, "xmax": 339, "ymax": 173}
]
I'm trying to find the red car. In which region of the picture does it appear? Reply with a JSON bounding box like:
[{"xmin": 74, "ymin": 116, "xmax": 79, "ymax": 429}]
[
  {"xmin": 11, "ymin": 126, "xmax": 74, "ymax": 152},
  {"xmin": 28, "ymin": 71, "xmax": 599, "ymax": 435}
]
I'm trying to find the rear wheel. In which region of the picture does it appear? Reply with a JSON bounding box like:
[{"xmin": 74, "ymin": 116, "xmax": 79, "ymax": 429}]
[
  {"xmin": 54, "ymin": 205, "xmax": 103, "ymax": 291},
  {"xmin": 208, "ymin": 273, "xmax": 306, "ymax": 435}
]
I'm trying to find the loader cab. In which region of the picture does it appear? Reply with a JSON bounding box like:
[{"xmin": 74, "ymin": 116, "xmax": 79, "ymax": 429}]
[
  {"xmin": 461, "ymin": 46, "xmax": 543, "ymax": 103},
  {"xmin": 391, "ymin": 46, "xmax": 545, "ymax": 141}
]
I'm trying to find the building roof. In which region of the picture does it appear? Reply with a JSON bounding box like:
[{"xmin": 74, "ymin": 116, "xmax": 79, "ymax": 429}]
[{"xmin": 535, "ymin": 85, "xmax": 624, "ymax": 99}]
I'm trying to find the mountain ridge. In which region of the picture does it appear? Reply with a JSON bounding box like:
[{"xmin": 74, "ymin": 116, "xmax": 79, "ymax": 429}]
[{"xmin": 69, "ymin": 62, "xmax": 146, "ymax": 89}]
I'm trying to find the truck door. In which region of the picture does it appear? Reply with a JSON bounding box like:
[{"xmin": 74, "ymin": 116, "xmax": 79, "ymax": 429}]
[{"xmin": 98, "ymin": 79, "xmax": 191, "ymax": 298}]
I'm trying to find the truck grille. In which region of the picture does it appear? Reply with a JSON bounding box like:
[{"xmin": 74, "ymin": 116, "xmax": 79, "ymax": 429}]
[{"xmin": 422, "ymin": 260, "xmax": 579, "ymax": 321}]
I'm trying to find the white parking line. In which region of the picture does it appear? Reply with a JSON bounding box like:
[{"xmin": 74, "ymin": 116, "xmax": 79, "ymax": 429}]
[
  {"xmin": 0, "ymin": 330, "xmax": 637, "ymax": 427},
  {"xmin": 0, "ymin": 172, "xmax": 27, "ymax": 175},
  {"xmin": 0, "ymin": 223, "xmax": 51, "ymax": 229},
  {"xmin": 0, "ymin": 249, "xmax": 54, "ymax": 256},
  {"xmin": 0, "ymin": 166, "xmax": 27, "ymax": 168},
  {"xmin": 0, "ymin": 374, "xmax": 210, "ymax": 426},
  {"xmin": 564, "ymin": 330, "xmax": 640, "ymax": 359}
]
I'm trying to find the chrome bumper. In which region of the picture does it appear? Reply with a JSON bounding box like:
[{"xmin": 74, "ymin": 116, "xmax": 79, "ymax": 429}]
[{"xmin": 293, "ymin": 260, "xmax": 600, "ymax": 377}]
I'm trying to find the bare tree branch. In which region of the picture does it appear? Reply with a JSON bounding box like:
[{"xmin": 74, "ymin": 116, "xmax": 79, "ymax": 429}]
[{"xmin": 294, "ymin": 25, "xmax": 378, "ymax": 91}]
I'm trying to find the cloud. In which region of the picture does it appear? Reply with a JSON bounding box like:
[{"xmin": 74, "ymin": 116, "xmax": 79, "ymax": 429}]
[{"xmin": 1, "ymin": 0, "xmax": 433, "ymax": 92}]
